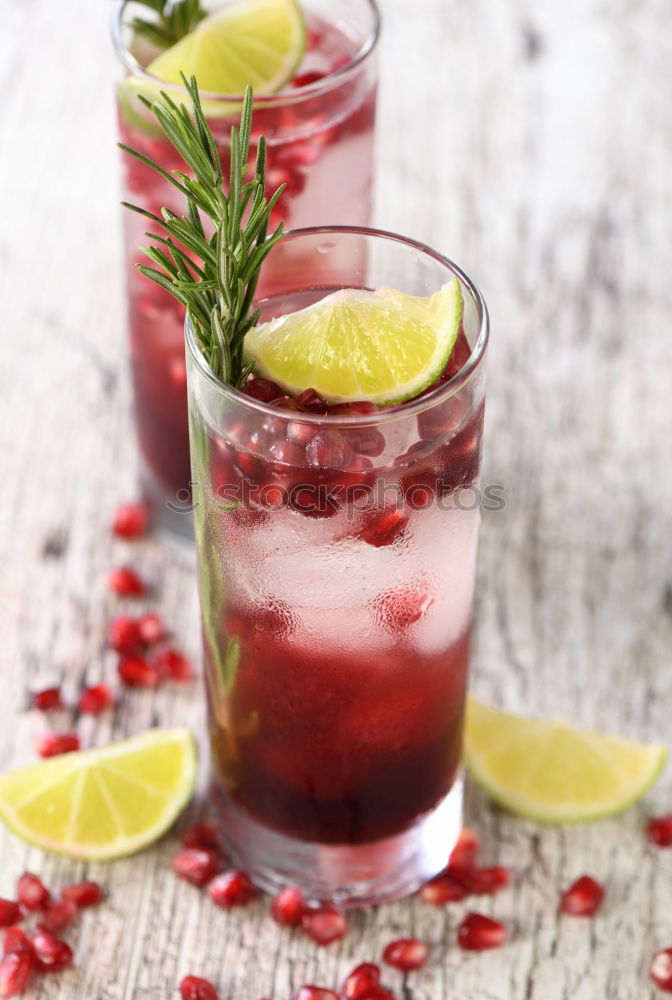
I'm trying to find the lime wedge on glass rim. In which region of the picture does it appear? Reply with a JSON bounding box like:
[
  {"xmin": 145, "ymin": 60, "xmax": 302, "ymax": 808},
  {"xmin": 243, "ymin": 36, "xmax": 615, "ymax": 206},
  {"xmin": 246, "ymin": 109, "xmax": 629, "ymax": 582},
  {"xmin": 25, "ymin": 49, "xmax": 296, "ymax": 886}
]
[
  {"xmin": 0, "ymin": 729, "xmax": 197, "ymax": 859},
  {"xmin": 119, "ymin": 0, "xmax": 306, "ymax": 129},
  {"xmin": 243, "ymin": 279, "xmax": 463, "ymax": 406},
  {"xmin": 465, "ymin": 698, "xmax": 667, "ymax": 824}
]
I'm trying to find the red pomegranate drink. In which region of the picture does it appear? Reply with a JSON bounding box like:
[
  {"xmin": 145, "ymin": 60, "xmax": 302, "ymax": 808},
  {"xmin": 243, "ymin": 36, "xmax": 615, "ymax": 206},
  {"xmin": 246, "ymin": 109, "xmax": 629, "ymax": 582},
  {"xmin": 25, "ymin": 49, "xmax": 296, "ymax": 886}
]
[{"xmin": 112, "ymin": 0, "xmax": 380, "ymax": 537}]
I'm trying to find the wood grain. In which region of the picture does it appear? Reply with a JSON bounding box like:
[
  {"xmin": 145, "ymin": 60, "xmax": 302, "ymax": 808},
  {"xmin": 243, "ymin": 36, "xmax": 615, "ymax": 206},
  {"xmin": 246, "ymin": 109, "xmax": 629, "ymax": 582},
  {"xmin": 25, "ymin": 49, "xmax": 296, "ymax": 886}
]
[{"xmin": 2, "ymin": 0, "xmax": 671, "ymax": 996}]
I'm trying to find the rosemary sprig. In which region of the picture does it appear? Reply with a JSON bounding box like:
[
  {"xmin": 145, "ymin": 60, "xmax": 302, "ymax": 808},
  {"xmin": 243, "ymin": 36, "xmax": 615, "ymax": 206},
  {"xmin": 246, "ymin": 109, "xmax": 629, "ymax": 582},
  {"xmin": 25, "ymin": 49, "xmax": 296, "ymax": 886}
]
[
  {"xmin": 128, "ymin": 0, "xmax": 207, "ymax": 49},
  {"xmin": 119, "ymin": 75, "xmax": 286, "ymax": 387}
]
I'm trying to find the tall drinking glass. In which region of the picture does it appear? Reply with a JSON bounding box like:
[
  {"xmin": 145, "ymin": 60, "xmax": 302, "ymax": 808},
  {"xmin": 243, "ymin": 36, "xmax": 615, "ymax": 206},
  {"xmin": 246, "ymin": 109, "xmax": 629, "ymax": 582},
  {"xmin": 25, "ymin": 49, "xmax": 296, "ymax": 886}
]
[
  {"xmin": 112, "ymin": 1, "xmax": 380, "ymax": 539},
  {"xmin": 187, "ymin": 227, "xmax": 489, "ymax": 904}
]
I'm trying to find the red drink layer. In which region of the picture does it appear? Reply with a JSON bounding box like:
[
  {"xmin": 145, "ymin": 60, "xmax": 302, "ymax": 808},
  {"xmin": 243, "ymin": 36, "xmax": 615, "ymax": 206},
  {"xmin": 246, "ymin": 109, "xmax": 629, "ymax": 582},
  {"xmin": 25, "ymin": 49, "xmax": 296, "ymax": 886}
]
[{"xmin": 117, "ymin": 15, "xmax": 377, "ymax": 505}]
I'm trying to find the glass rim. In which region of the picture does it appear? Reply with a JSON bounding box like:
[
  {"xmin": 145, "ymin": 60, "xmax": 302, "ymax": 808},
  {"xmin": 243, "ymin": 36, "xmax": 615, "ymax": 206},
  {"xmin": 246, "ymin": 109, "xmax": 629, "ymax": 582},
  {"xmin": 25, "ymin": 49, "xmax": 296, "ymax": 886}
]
[
  {"xmin": 111, "ymin": 0, "xmax": 381, "ymax": 106},
  {"xmin": 186, "ymin": 226, "xmax": 489, "ymax": 428}
]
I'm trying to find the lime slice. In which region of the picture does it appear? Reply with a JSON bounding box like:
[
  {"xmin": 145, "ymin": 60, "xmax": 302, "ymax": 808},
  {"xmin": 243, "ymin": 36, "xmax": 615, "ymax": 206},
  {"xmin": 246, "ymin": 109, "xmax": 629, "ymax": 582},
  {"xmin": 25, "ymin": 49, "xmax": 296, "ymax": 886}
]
[
  {"xmin": 244, "ymin": 280, "xmax": 463, "ymax": 405},
  {"xmin": 465, "ymin": 699, "xmax": 667, "ymax": 823},
  {"xmin": 0, "ymin": 729, "xmax": 197, "ymax": 859}
]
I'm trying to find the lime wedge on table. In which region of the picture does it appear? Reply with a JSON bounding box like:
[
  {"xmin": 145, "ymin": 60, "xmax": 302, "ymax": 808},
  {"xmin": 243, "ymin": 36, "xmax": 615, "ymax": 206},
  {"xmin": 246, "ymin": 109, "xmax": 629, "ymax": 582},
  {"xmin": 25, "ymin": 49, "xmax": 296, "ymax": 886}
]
[
  {"xmin": 244, "ymin": 280, "xmax": 463, "ymax": 405},
  {"xmin": 0, "ymin": 729, "xmax": 196, "ymax": 859},
  {"xmin": 465, "ymin": 699, "xmax": 667, "ymax": 823}
]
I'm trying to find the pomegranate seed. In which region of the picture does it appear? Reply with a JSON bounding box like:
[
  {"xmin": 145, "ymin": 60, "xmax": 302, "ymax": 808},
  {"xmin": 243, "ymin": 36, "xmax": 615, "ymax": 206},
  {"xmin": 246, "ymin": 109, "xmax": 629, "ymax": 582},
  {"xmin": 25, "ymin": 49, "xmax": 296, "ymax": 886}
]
[
  {"xmin": 180, "ymin": 822, "xmax": 220, "ymax": 851},
  {"xmin": 31, "ymin": 687, "xmax": 63, "ymax": 712},
  {"xmin": 179, "ymin": 975, "xmax": 220, "ymax": 1000},
  {"xmin": 342, "ymin": 962, "xmax": 381, "ymax": 999},
  {"xmin": 647, "ymin": 814, "xmax": 672, "ymax": 848},
  {"xmin": 2, "ymin": 929, "xmax": 32, "ymax": 958},
  {"xmin": 137, "ymin": 612, "xmax": 166, "ymax": 646},
  {"xmin": 453, "ymin": 866, "xmax": 511, "ymax": 895},
  {"xmin": 172, "ymin": 849, "xmax": 219, "ymax": 888},
  {"xmin": 106, "ymin": 566, "xmax": 146, "ymax": 597},
  {"xmin": 382, "ymin": 938, "xmax": 429, "ymax": 972},
  {"xmin": 449, "ymin": 828, "xmax": 480, "ymax": 869},
  {"xmin": 0, "ymin": 952, "xmax": 33, "ymax": 997},
  {"xmin": 37, "ymin": 899, "xmax": 77, "ymax": 934},
  {"xmin": 559, "ymin": 875, "xmax": 605, "ymax": 916},
  {"xmin": 0, "ymin": 903, "xmax": 20, "ymax": 930},
  {"xmin": 294, "ymin": 388, "xmax": 328, "ymax": 413},
  {"xmin": 305, "ymin": 430, "xmax": 352, "ymax": 469},
  {"xmin": 151, "ymin": 646, "xmax": 194, "ymax": 682},
  {"xmin": 77, "ymin": 683, "xmax": 113, "ymax": 715},
  {"xmin": 32, "ymin": 931, "xmax": 73, "ymax": 972},
  {"xmin": 457, "ymin": 912, "xmax": 507, "ymax": 951},
  {"xmin": 208, "ymin": 870, "xmax": 255, "ymax": 908},
  {"xmin": 421, "ymin": 872, "xmax": 468, "ymax": 905},
  {"xmin": 112, "ymin": 501, "xmax": 149, "ymax": 539},
  {"xmin": 294, "ymin": 988, "xmax": 339, "ymax": 1000},
  {"xmin": 287, "ymin": 421, "xmax": 317, "ymax": 447},
  {"xmin": 650, "ymin": 948, "xmax": 672, "ymax": 992},
  {"xmin": 362, "ymin": 991, "xmax": 396, "ymax": 1000},
  {"xmin": 107, "ymin": 614, "xmax": 141, "ymax": 653},
  {"xmin": 292, "ymin": 70, "xmax": 327, "ymax": 88},
  {"xmin": 16, "ymin": 874, "xmax": 50, "ymax": 912},
  {"xmin": 271, "ymin": 886, "xmax": 306, "ymax": 926},
  {"xmin": 36, "ymin": 731, "xmax": 80, "ymax": 759},
  {"xmin": 301, "ymin": 904, "xmax": 347, "ymax": 946},
  {"xmin": 61, "ymin": 881, "xmax": 103, "ymax": 908},
  {"xmin": 243, "ymin": 377, "xmax": 285, "ymax": 403},
  {"xmin": 269, "ymin": 439, "xmax": 305, "ymax": 467},
  {"xmin": 359, "ymin": 508, "xmax": 408, "ymax": 548},
  {"xmin": 118, "ymin": 655, "xmax": 159, "ymax": 688},
  {"xmin": 328, "ymin": 401, "xmax": 377, "ymax": 415}
]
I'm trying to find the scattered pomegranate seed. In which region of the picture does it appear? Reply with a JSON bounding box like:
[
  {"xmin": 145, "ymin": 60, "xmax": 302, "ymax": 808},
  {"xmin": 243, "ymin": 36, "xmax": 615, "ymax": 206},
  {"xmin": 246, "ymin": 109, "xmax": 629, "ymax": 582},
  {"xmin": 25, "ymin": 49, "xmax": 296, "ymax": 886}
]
[
  {"xmin": 647, "ymin": 814, "xmax": 672, "ymax": 848},
  {"xmin": 77, "ymin": 683, "xmax": 113, "ymax": 715},
  {"xmin": 359, "ymin": 507, "xmax": 409, "ymax": 548},
  {"xmin": 152, "ymin": 646, "xmax": 194, "ymax": 682},
  {"xmin": 107, "ymin": 615, "xmax": 141, "ymax": 653},
  {"xmin": 172, "ymin": 849, "xmax": 219, "ymax": 888},
  {"xmin": 382, "ymin": 937, "xmax": 429, "ymax": 972},
  {"xmin": 271, "ymin": 886, "xmax": 306, "ymax": 927},
  {"xmin": 180, "ymin": 822, "xmax": 220, "ymax": 852},
  {"xmin": 179, "ymin": 975, "xmax": 220, "ymax": 1000},
  {"xmin": 37, "ymin": 899, "xmax": 78, "ymax": 934},
  {"xmin": 294, "ymin": 988, "xmax": 339, "ymax": 1000},
  {"xmin": 453, "ymin": 866, "xmax": 511, "ymax": 895},
  {"xmin": 342, "ymin": 962, "xmax": 381, "ymax": 999},
  {"xmin": 449, "ymin": 828, "xmax": 480, "ymax": 869},
  {"xmin": 2, "ymin": 929, "xmax": 32, "ymax": 957},
  {"xmin": 0, "ymin": 902, "xmax": 20, "ymax": 929},
  {"xmin": 31, "ymin": 687, "xmax": 63, "ymax": 712},
  {"xmin": 61, "ymin": 881, "xmax": 103, "ymax": 908},
  {"xmin": 650, "ymin": 948, "xmax": 672, "ymax": 992},
  {"xmin": 208, "ymin": 870, "xmax": 255, "ymax": 908},
  {"xmin": 31, "ymin": 931, "xmax": 73, "ymax": 972},
  {"xmin": 36, "ymin": 731, "xmax": 80, "ymax": 758},
  {"xmin": 112, "ymin": 501, "xmax": 149, "ymax": 540},
  {"xmin": 457, "ymin": 912, "xmax": 507, "ymax": 951},
  {"xmin": 242, "ymin": 377, "xmax": 285, "ymax": 403},
  {"xmin": 17, "ymin": 874, "xmax": 51, "ymax": 912},
  {"xmin": 118, "ymin": 656, "xmax": 159, "ymax": 688},
  {"xmin": 106, "ymin": 566, "xmax": 147, "ymax": 597},
  {"xmin": 420, "ymin": 872, "xmax": 468, "ymax": 905},
  {"xmin": 301, "ymin": 904, "xmax": 347, "ymax": 946},
  {"xmin": 559, "ymin": 875, "xmax": 605, "ymax": 916},
  {"xmin": 0, "ymin": 951, "xmax": 33, "ymax": 997},
  {"xmin": 137, "ymin": 612, "xmax": 166, "ymax": 646}
]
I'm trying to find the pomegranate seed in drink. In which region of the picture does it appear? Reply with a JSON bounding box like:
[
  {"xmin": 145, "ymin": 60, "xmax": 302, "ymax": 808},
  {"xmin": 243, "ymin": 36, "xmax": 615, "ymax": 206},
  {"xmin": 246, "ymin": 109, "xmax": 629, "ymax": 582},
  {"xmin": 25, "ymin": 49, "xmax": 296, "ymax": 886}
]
[
  {"xmin": 31, "ymin": 687, "xmax": 63, "ymax": 712},
  {"xmin": 359, "ymin": 507, "xmax": 409, "ymax": 548},
  {"xmin": 271, "ymin": 886, "xmax": 306, "ymax": 926},
  {"xmin": 449, "ymin": 828, "xmax": 480, "ymax": 870},
  {"xmin": 137, "ymin": 612, "xmax": 166, "ymax": 646},
  {"xmin": 243, "ymin": 377, "xmax": 285, "ymax": 403},
  {"xmin": 180, "ymin": 822, "xmax": 220, "ymax": 852},
  {"xmin": 208, "ymin": 870, "xmax": 255, "ymax": 908},
  {"xmin": 107, "ymin": 615, "xmax": 141, "ymax": 654},
  {"xmin": 37, "ymin": 899, "xmax": 78, "ymax": 934},
  {"xmin": 17, "ymin": 874, "xmax": 50, "ymax": 913},
  {"xmin": 118, "ymin": 656, "xmax": 159, "ymax": 688},
  {"xmin": 559, "ymin": 875, "xmax": 605, "ymax": 916},
  {"xmin": 294, "ymin": 388, "xmax": 328, "ymax": 413},
  {"xmin": 454, "ymin": 866, "xmax": 511, "ymax": 895},
  {"xmin": 61, "ymin": 881, "xmax": 103, "ymax": 908},
  {"xmin": 0, "ymin": 903, "xmax": 20, "ymax": 929},
  {"xmin": 342, "ymin": 962, "xmax": 381, "ymax": 999},
  {"xmin": 646, "ymin": 814, "xmax": 672, "ymax": 848},
  {"xmin": 172, "ymin": 849, "xmax": 219, "ymax": 888},
  {"xmin": 77, "ymin": 684, "xmax": 113, "ymax": 715},
  {"xmin": 152, "ymin": 646, "xmax": 195, "ymax": 682},
  {"xmin": 269, "ymin": 440, "xmax": 305, "ymax": 467},
  {"xmin": 36, "ymin": 731, "xmax": 79, "ymax": 759},
  {"xmin": 112, "ymin": 501, "xmax": 149, "ymax": 539},
  {"xmin": 287, "ymin": 421, "xmax": 317, "ymax": 447},
  {"xmin": 179, "ymin": 975, "xmax": 220, "ymax": 1000},
  {"xmin": 292, "ymin": 70, "xmax": 327, "ymax": 87},
  {"xmin": 0, "ymin": 952, "xmax": 33, "ymax": 998},
  {"xmin": 301, "ymin": 904, "xmax": 347, "ymax": 946},
  {"xmin": 2, "ymin": 930, "xmax": 32, "ymax": 958},
  {"xmin": 106, "ymin": 566, "xmax": 147, "ymax": 597},
  {"xmin": 32, "ymin": 931, "xmax": 73, "ymax": 972},
  {"xmin": 294, "ymin": 988, "xmax": 339, "ymax": 1000},
  {"xmin": 650, "ymin": 949, "xmax": 672, "ymax": 992},
  {"xmin": 420, "ymin": 872, "xmax": 468, "ymax": 905},
  {"xmin": 457, "ymin": 912, "xmax": 507, "ymax": 951},
  {"xmin": 305, "ymin": 430, "xmax": 352, "ymax": 469},
  {"xmin": 382, "ymin": 938, "xmax": 429, "ymax": 972}
]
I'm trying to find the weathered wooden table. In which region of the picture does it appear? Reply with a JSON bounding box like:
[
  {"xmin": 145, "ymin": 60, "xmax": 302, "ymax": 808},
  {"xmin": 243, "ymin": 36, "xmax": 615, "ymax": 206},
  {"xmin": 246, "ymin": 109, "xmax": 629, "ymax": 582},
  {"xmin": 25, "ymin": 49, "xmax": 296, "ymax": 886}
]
[{"xmin": 3, "ymin": 0, "xmax": 671, "ymax": 996}]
